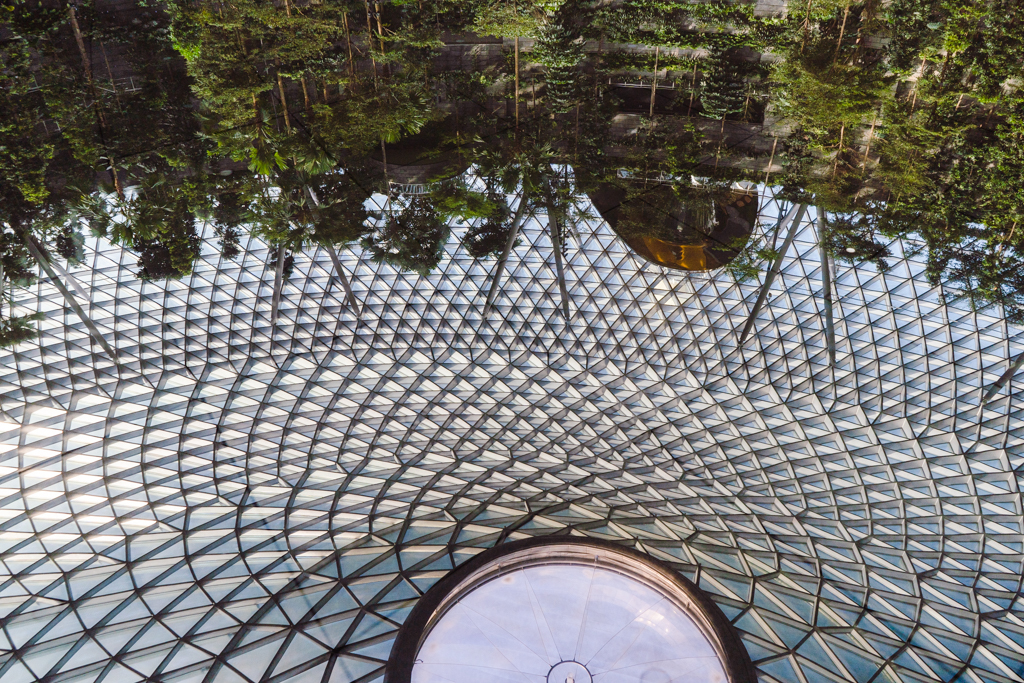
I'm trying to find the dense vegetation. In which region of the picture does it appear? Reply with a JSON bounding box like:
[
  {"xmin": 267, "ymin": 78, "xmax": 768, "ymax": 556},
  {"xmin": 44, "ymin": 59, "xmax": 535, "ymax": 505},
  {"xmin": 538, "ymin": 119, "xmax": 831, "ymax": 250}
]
[{"xmin": 0, "ymin": 0, "xmax": 1022, "ymax": 347}]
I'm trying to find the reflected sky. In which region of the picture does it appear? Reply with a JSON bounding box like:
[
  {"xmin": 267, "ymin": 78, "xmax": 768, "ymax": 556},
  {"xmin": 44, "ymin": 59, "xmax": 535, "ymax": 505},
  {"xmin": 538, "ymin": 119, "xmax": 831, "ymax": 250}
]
[{"xmin": 414, "ymin": 563, "xmax": 724, "ymax": 683}]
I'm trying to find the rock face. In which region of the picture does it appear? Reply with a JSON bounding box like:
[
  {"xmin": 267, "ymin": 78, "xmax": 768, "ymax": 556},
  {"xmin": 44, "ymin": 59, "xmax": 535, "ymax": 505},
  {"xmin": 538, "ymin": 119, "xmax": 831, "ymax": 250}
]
[{"xmin": 588, "ymin": 181, "xmax": 757, "ymax": 271}]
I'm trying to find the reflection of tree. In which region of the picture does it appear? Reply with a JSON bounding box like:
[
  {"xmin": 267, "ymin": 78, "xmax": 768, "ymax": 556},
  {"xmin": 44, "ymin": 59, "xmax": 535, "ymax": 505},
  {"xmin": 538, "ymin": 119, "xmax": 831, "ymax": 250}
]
[
  {"xmin": 2, "ymin": 0, "xmax": 1023, "ymax": 332},
  {"xmin": 74, "ymin": 178, "xmax": 203, "ymax": 281},
  {"xmin": 471, "ymin": 0, "xmax": 545, "ymax": 127},
  {"xmin": 212, "ymin": 188, "xmax": 249, "ymax": 261},
  {"xmin": 627, "ymin": 178, "xmax": 729, "ymax": 240},
  {"xmin": 699, "ymin": 48, "xmax": 767, "ymax": 121},
  {"xmin": 306, "ymin": 167, "xmax": 375, "ymax": 249},
  {"xmin": 362, "ymin": 196, "xmax": 449, "ymax": 275},
  {"xmin": 772, "ymin": 35, "xmax": 890, "ymax": 180},
  {"xmin": 766, "ymin": 0, "xmax": 1024, "ymax": 324},
  {"xmin": 818, "ymin": 208, "xmax": 892, "ymax": 271},
  {"xmin": 884, "ymin": 0, "xmax": 1024, "ymax": 98},
  {"xmin": 0, "ymin": 228, "xmax": 42, "ymax": 349},
  {"xmin": 532, "ymin": 1, "xmax": 591, "ymax": 115},
  {"xmin": 0, "ymin": 312, "xmax": 44, "ymax": 349},
  {"xmin": 133, "ymin": 210, "xmax": 201, "ymax": 281},
  {"xmin": 433, "ymin": 179, "xmax": 513, "ymax": 259},
  {"xmin": 320, "ymin": 79, "xmax": 437, "ymax": 158}
]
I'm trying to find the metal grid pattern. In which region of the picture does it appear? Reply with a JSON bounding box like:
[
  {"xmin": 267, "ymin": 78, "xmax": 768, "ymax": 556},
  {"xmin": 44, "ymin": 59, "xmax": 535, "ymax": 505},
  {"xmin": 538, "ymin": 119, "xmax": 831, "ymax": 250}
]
[{"xmin": 1, "ymin": 186, "xmax": 1023, "ymax": 683}]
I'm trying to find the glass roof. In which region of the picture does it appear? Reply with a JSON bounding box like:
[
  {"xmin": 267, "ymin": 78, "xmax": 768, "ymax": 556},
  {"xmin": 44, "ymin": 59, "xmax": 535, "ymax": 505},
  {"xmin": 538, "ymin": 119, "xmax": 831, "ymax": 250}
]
[
  {"xmin": 2, "ymin": 188, "xmax": 1022, "ymax": 683},
  {"xmin": 1, "ymin": 2, "xmax": 1024, "ymax": 683}
]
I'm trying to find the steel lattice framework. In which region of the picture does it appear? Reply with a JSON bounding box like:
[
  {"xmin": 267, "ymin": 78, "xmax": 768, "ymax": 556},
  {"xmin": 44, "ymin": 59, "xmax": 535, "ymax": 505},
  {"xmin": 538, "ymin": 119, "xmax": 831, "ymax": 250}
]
[{"xmin": 1, "ymin": 186, "xmax": 1023, "ymax": 683}]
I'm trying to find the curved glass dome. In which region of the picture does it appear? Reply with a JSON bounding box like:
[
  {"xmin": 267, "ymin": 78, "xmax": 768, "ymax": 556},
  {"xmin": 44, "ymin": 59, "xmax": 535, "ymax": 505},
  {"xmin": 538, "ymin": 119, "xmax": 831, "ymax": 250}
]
[
  {"xmin": 588, "ymin": 182, "xmax": 758, "ymax": 272},
  {"xmin": 389, "ymin": 540, "xmax": 754, "ymax": 683}
]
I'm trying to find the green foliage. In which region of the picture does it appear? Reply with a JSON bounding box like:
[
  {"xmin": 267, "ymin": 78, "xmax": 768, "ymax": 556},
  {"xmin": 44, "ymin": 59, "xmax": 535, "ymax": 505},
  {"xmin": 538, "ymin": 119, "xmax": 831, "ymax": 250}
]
[
  {"xmin": 611, "ymin": 119, "xmax": 704, "ymax": 185},
  {"xmin": 55, "ymin": 225, "xmax": 86, "ymax": 265},
  {"xmin": 429, "ymin": 181, "xmax": 503, "ymax": 223},
  {"xmin": 699, "ymin": 49, "xmax": 767, "ymax": 120},
  {"xmin": 724, "ymin": 240, "xmax": 780, "ymax": 283},
  {"xmin": 871, "ymin": 105, "xmax": 944, "ymax": 200},
  {"xmin": 0, "ymin": 312, "xmax": 43, "ymax": 349},
  {"xmin": 351, "ymin": 82, "xmax": 437, "ymax": 145},
  {"xmin": 269, "ymin": 248, "xmax": 296, "ymax": 280},
  {"xmin": 820, "ymin": 210, "xmax": 893, "ymax": 271},
  {"xmin": 362, "ymin": 196, "xmax": 450, "ymax": 275},
  {"xmin": 531, "ymin": 1, "xmax": 589, "ymax": 113},
  {"xmin": 592, "ymin": 0, "xmax": 768, "ymax": 52},
  {"xmin": 2, "ymin": 0, "xmax": 1022, "ymax": 312},
  {"xmin": 442, "ymin": 180, "xmax": 516, "ymax": 259},
  {"xmin": 0, "ymin": 29, "xmax": 54, "ymax": 209},
  {"xmin": 884, "ymin": 0, "xmax": 942, "ymax": 71},
  {"xmin": 307, "ymin": 168, "xmax": 375, "ymax": 248},
  {"xmin": 471, "ymin": 2, "xmax": 545, "ymax": 38},
  {"xmin": 212, "ymin": 185, "xmax": 253, "ymax": 260},
  {"xmin": 771, "ymin": 46, "xmax": 890, "ymax": 154}
]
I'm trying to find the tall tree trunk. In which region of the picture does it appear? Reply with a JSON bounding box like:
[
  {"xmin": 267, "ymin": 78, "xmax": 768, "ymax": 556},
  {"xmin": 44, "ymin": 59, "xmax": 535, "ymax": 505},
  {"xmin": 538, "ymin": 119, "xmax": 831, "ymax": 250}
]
[
  {"xmin": 99, "ymin": 40, "xmax": 121, "ymax": 110},
  {"xmin": 514, "ymin": 36, "xmax": 520, "ymax": 131},
  {"xmin": 764, "ymin": 135, "xmax": 778, "ymax": 188},
  {"xmin": 833, "ymin": 1, "xmax": 850, "ymax": 65},
  {"xmin": 23, "ymin": 232, "xmax": 118, "ymax": 362},
  {"xmin": 574, "ymin": 104, "xmax": 580, "ymax": 165},
  {"xmin": 818, "ymin": 215, "xmax": 836, "ymax": 366},
  {"xmin": 108, "ymin": 154, "xmax": 124, "ymax": 201},
  {"xmin": 714, "ymin": 115, "xmax": 726, "ymax": 172},
  {"xmin": 981, "ymin": 351, "xmax": 1024, "ymax": 407},
  {"xmin": 277, "ymin": 71, "xmax": 291, "ymax": 132},
  {"xmin": 832, "ymin": 123, "xmax": 845, "ymax": 178},
  {"xmin": 801, "ymin": 0, "xmax": 814, "ymax": 53},
  {"xmin": 302, "ymin": 185, "xmax": 361, "ymax": 312},
  {"xmin": 740, "ymin": 204, "xmax": 808, "ymax": 344},
  {"xmin": 364, "ymin": 0, "xmax": 378, "ymax": 81},
  {"xmin": 688, "ymin": 62, "xmax": 697, "ymax": 115},
  {"xmin": 649, "ymin": 46, "xmax": 659, "ymax": 118},
  {"xmin": 68, "ymin": 5, "xmax": 92, "ymax": 83},
  {"xmin": 325, "ymin": 243, "xmax": 361, "ymax": 311},
  {"xmin": 861, "ymin": 112, "xmax": 876, "ymax": 171},
  {"xmin": 343, "ymin": 12, "xmax": 355, "ymax": 75},
  {"xmin": 484, "ymin": 191, "xmax": 530, "ymax": 313},
  {"xmin": 909, "ymin": 57, "xmax": 926, "ymax": 112},
  {"xmin": 544, "ymin": 186, "xmax": 570, "ymax": 320},
  {"xmin": 301, "ymin": 74, "xmax": 312, "ymax": 117},
  {"xmin": 995, "ymin": 221, "xmax": 1018, "ymax": 260},
  {"xmin": 271, "ymin": 244, "xmax": 286, "ymax": 325},
  {"xmin": 69, "ymin": 4, "xmax": 124, "ymax": 200},
  {"xmin": 374, "ymin": 2, "xmax": 386, "ymax": 54}
]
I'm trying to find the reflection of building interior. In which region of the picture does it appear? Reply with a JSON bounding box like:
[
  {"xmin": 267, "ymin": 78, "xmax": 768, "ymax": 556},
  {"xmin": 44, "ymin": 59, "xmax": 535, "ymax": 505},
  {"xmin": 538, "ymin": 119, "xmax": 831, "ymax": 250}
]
[
  {"xmin": 369, "ymin": 118, "xmax": 469, "ymax": 190},
  {"xmin": 588, "ymin": 181, "xmax": 758, "ymax": 271}
]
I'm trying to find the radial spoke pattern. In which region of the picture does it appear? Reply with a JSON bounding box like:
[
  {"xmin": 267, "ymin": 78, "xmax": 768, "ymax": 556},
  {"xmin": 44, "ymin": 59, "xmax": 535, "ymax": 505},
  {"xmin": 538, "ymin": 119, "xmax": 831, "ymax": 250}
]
[
  {"xmin": 0, "ymin": 186, "xmax": 1022, "ymax": 683},
  {"xmin": 412, "ymin": 564, "xmax": 725, "ymax": 683}
]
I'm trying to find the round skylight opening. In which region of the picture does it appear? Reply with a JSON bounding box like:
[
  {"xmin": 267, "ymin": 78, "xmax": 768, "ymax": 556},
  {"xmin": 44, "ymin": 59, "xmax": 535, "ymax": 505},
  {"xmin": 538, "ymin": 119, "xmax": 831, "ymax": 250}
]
[{"xmin": 385, "ymin": 538, "xmax": 755, "ymax": 683}]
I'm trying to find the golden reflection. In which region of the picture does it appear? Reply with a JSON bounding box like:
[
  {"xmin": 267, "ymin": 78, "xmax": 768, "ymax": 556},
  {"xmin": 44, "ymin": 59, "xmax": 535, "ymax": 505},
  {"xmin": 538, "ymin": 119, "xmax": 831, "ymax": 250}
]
[{"xmin": 589, "ymin": 182, "xmax": 758, "ymax": 272}]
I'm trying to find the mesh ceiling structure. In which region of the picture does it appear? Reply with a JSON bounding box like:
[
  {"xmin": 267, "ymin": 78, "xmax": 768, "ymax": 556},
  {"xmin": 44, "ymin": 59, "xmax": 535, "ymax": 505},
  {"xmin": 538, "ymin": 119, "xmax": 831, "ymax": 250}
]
[{"xmin": 1, "ymin": 183, "xmax": 1024, "ymax": 683}]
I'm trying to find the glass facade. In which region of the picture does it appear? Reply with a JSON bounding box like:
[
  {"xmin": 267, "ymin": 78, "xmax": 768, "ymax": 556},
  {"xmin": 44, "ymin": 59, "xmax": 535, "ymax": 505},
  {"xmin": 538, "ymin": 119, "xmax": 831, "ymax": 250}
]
[{"xmin": 1, "ymin": 187, "xmax": 1023, "ymax": 683}]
